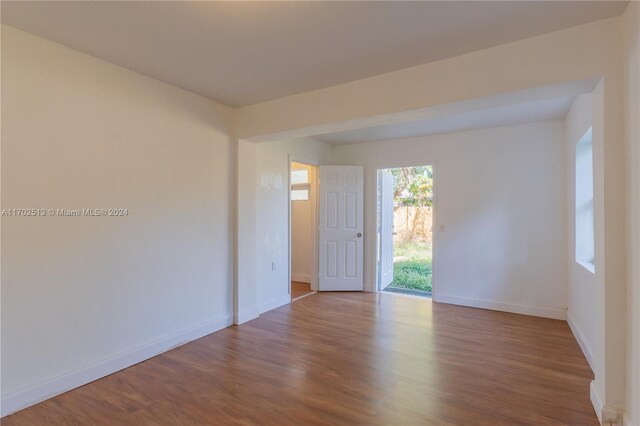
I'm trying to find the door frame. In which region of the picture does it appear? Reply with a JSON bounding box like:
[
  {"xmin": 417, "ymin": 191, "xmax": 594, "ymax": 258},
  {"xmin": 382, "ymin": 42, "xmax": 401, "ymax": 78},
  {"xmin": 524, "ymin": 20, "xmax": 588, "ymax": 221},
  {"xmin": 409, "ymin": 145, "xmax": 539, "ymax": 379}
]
[
  {"xmin": 288, "ymin": 155, "xmax": 320, "ymax": 300},
  {"xmin": 375, "ymin": 162, "xmax": 438, "ymax": 295}
]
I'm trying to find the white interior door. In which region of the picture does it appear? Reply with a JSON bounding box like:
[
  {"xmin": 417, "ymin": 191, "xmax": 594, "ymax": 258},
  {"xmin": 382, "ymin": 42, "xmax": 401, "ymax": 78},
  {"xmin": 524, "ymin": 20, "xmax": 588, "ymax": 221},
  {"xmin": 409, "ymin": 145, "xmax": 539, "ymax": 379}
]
[
  {"xmin": 379, "ymin": 170, "xmax": 395, "ymax": 289},
  {"xmin": 319, "ymin": 166, "xmax": 364, "ymax": 291}
]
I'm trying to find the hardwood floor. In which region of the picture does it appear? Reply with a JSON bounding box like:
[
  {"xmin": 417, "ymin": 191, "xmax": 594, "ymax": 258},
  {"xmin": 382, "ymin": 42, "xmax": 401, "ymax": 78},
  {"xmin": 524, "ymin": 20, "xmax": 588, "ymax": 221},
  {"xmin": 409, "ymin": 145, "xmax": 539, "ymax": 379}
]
[
  {"xmin": 291, "ymin": 281, "xmax": 315, "ymax": 300},
  {"xmin": 3, "ymin": 292, "xmax": 597, "ymax": 425}
]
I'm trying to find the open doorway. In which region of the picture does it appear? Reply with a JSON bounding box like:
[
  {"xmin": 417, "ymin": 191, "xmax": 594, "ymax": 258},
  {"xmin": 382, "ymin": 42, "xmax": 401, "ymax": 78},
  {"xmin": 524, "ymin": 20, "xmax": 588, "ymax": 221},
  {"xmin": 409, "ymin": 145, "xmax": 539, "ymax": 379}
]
[
  {"xmin": 377, "ymin": 165, "xmax": 434, "ymax": 297},
  {"xmin": 290, "ymin": 161, "xmax": 318, "ymax": 301}
]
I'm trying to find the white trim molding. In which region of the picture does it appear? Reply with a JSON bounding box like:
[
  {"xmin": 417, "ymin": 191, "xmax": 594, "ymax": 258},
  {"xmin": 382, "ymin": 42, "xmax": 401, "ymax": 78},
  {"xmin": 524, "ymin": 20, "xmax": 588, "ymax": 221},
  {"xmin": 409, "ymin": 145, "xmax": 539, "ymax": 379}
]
[
  {"xmin": 432, "ymin": 293, "xmax": 566, "ymax": 320},
  {"xmin": 234, "ymin": 306, "xmax": 260, "ymax": 325},
  {"xmin": 1, "ymin": 314, "xmax": 233, "ymax": 417},
  {"xmin": 591, "ymin": 380, "xmax": 605, "ymax": 424},
  {"xmin": 567, "ymin": 311, "xmax": 596, "ymax": 370},
  {"xmin": 259, "ymin": 294, "xmax": 291, "ymax": 314},
  {"xmin": 591, "ymin": 381, "xmax": 626, "ymax": 425}
]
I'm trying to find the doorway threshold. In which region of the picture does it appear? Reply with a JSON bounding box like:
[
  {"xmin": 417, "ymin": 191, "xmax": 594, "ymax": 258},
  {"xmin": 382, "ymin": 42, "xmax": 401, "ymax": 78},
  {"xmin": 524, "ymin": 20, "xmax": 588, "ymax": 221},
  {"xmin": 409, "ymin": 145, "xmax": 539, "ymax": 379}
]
[
  {"xmin": 292, "ymin": 291, "xmax": 317, "ymax": 302},
  {"xmin": 382, "ymin": 287, "xmax": 432, "ymax": 298}
]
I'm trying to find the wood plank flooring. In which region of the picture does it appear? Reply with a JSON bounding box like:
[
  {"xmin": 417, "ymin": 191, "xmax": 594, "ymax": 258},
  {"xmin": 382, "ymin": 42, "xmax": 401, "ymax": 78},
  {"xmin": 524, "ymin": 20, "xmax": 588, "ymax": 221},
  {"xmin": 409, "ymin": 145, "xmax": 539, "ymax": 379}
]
[
  {"xmin": 3, "ymin": 292, "xmax": 597, "ymax": 425},
  {"xmin": 292, "ymin": 281, "xmax": 315, "ymax": 300}
]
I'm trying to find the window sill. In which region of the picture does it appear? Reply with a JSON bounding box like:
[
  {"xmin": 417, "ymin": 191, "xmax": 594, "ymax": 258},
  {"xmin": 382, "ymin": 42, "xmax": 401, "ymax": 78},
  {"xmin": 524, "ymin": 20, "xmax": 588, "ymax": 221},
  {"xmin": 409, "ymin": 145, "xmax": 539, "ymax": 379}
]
[{"xmin": 576, "ymin": 260, "xmax": 595, "ymax": 274}]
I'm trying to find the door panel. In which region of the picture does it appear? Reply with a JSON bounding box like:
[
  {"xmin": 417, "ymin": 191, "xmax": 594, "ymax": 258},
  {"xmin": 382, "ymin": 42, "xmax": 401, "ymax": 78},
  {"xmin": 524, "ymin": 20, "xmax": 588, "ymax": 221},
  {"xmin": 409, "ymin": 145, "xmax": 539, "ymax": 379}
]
[
  {"xmin": 319, "ymin": 166, "xmax": 364, "ymax": 291},
  {"xmin": 380, "ymin": 170, "xmax": 395, "ymax": 288}
]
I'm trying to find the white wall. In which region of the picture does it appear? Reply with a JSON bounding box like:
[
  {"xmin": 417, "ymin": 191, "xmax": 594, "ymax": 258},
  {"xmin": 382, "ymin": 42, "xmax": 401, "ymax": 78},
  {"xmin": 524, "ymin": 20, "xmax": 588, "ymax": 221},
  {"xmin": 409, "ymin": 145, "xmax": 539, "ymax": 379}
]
[
  {"xmin": 1, "ymin": 25, "xmax": 235, "ymax": 415},
  {"xmin": 256, "ymin": 138, "xmax": 332, "ymax": 313},
  {"xmin": 334, "ymin": 121, "xmax": 568, "ymax": 319},
  {"xmin": 623, "ymin": 2, "xmax": 640, "ymax": 425},
  {"xmin": 291, "ymin": 163, "xmax": 314, "ymax": 283},
  {"xmin": 566, "ymin": 77, "xmax": 630, "ymax": 423},
  {"xmin": 565, "ymin": 94, "xmax": 601, "ymax": 375},
  {"xmin": 235, "ymin": 140, "xmax": 259, "ymax": 324}
]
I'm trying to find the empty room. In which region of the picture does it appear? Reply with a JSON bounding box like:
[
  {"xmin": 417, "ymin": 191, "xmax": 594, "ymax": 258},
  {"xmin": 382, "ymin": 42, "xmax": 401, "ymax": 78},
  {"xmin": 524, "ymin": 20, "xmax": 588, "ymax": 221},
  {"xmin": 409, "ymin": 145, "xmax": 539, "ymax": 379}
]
[{"xmin": 1, "ymin": 1, "xmax": 639, "ymax": 425}]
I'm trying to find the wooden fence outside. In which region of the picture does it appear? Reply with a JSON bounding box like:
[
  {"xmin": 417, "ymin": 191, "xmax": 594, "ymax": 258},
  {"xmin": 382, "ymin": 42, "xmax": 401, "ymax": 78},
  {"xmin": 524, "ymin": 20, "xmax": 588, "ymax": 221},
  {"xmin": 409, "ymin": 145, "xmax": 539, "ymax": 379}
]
[{"xmin": 393, "ymin": 206, "xmax": 433, "ymax": 242}]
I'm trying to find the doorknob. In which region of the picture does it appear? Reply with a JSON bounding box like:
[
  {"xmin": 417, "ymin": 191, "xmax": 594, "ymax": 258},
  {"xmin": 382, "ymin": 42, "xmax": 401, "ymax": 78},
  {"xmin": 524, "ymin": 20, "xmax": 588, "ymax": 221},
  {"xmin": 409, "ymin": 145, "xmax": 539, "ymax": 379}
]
[{"xmin": 357, "ymin": 233, "xmax": 362, "ymax": 238}]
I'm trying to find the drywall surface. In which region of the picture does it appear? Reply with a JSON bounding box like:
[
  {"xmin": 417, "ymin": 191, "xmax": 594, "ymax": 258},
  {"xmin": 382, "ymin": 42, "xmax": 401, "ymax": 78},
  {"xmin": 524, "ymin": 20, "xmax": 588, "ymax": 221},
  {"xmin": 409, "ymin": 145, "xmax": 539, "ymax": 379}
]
[
  {"xmin": 334, "ymin": 122, "xmax": 568, "ymax": 319},
  {"xmin": 565, "ymin": 93, "xmax": 602, "ymax": 378},
  {"xmin": 568, "ymin": 78, "xmax": 626, "ymax": 422},
  {"xmin": 623, "ymin": 2, "xmax": 640, "ymax": 425},
  {"xmin": 291, "ymin": 163, "xmax": 314, "ymax": 283},
  {"xmin": 1, "ymin": 25, "xmax": 235, "ymax": 414},
  {"xmin": 256, "ymin": 138, "xmax": 332, "ymax": 312},
  {"xmin": 235, "ymin": 139, "xmax": 259, "ymax": 324}
]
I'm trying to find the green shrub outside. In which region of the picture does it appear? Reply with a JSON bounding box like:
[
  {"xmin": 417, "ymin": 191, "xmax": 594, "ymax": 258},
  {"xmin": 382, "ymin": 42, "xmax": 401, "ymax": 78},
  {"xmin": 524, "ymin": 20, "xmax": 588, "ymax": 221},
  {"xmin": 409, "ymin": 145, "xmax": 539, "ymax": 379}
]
[{"xmin": 390, "ymin": 259, "xmax": 432, "ymax": 292}]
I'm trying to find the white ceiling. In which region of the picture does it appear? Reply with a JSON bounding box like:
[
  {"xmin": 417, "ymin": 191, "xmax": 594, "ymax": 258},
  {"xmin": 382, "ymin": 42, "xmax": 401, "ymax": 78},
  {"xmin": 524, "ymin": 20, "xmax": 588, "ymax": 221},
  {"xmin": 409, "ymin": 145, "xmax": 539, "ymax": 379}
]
[
  {"xmin": 1, "ymin": 1, "xmax": 627, "ymax": 107},
  {"xmin": 314, "ymin": 96, "xmax": 575, "ymax": 145}
]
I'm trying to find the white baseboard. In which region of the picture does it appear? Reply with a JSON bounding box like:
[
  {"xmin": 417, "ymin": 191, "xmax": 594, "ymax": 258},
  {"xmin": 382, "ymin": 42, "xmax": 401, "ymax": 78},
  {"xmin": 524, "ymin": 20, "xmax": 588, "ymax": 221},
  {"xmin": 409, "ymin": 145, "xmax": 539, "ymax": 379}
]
[
  {"xmin": 591, "ymin": 380, "xmax": 605, "ymax": 424},
  {"xmin": 259, "ymin": 294, "xmax": 291, "ymax": 314},
  {"xmin": 591, "ymin": 381, "xmax": 626, "ymax": 425},
  {"xmin": 1, "ymin": 314, "xmax": 233, "ymax": 417},
  {"xmin": 234, "ymin": 306, "xmax": 260, "ymax": 325},
  {"xmin": 291, "ymin": 272, "xmax": 311, "ymax": 283},
  {"xmin": 567, "ymin": 311, "xmax": 596, "ymax": 371},
  {"xmin": 432, "ymin": 293, "xmax": 566, "ymax": 320}
]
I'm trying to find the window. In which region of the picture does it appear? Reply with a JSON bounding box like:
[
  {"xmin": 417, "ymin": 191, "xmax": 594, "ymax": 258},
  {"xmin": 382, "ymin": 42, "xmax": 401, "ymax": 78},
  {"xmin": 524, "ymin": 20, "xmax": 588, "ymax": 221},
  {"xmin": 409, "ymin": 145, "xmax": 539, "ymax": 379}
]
[
  {"xmin": 291, "ymin": 167, "xmax": 310, "ymax": 201},
  {"xmin": 291, "ymin": 189, "xmax": 309, "ymax": 201},
  {"xmin": 291, "ymin": 169, "xmax": 309, "ymax": 185},
  {"xmin": 575, "ymin": 128, "xmax": 595, "ymax": 273}
]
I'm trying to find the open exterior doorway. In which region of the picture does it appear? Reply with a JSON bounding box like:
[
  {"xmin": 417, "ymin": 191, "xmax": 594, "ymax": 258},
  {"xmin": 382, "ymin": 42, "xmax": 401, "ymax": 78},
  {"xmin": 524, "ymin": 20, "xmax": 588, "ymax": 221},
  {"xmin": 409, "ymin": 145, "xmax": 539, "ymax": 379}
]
[
  {"xmin": 377, "ymin": 165, "xmax": 434, "ymax": 297},
  {"xmin": 289, "ymin": 160, "xmax": 318, "ymax": 301}
]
